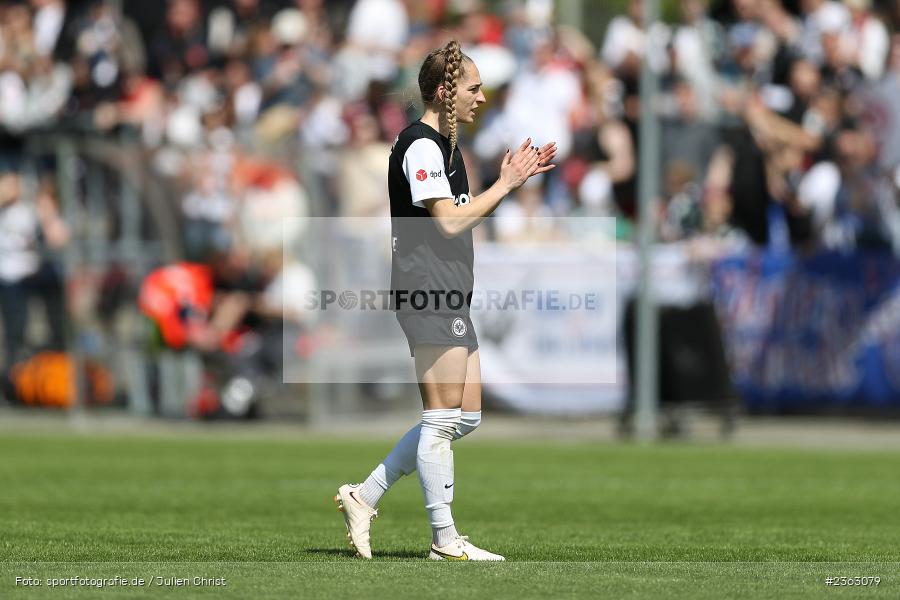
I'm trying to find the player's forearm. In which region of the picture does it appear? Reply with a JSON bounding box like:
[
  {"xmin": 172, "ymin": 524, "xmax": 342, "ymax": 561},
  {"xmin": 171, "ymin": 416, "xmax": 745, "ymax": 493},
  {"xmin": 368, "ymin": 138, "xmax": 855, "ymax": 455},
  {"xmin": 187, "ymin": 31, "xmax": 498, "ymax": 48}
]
[{"xmin": 431, "ymin": 179, "xmax": 512, "ymax": 237}]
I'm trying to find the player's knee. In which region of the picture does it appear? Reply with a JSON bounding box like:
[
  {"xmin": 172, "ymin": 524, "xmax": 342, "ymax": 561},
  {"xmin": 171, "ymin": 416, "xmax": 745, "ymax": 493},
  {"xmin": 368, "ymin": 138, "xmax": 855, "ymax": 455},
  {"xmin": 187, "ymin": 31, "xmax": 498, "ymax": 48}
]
[
  {"xmin": 453, "ymin": 410, "xmax": 482, "ymax": 440},
  {"xmin": 422, "ymin": 408, "xmax": 461, "ymax": 441}
]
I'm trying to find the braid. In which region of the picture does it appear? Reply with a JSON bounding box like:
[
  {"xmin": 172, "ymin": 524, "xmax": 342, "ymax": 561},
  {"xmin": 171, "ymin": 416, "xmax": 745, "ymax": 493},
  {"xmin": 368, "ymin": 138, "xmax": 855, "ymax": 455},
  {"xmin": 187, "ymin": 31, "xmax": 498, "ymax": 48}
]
[
  {"xmin": 418, "ymin": 40, "xmax": 469, "ymax": 167},
  {"xmin": 442, "ymin": 40, "xmax": 462, "ymax": 167}
]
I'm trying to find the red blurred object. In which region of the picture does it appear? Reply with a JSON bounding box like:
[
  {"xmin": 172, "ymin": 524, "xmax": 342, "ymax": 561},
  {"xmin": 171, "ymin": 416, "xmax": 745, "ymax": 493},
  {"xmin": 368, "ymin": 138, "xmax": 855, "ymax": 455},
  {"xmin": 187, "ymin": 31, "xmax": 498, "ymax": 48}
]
[
  {"xmin": 561, "ymin": 157, "xmax": 591, "ymax": 191},
  {"xmin": 479, "ymin": 14, "xmax": 505, "ymax": 45},
  {"xmin": 232, "ymin": 156, "xmax": 295, "ymax": 190},
  {"xmin": 138, "ymin": 262, "xmax": 214, "ymax": 349},
  {"xmin": 220, "ymin": 328, "xmax": 252, "ymax": 354},
  {"xmin": 187, "ymin": 373, "xmax": 220, "ymax": 418}
]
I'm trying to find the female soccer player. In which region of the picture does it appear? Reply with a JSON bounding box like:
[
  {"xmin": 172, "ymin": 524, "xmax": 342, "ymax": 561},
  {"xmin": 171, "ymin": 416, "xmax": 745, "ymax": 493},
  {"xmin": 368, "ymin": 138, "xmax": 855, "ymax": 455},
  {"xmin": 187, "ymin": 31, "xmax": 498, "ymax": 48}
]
[{"xmin": 335, "ymin": 40, "xmax": 556, "ymax": 561}]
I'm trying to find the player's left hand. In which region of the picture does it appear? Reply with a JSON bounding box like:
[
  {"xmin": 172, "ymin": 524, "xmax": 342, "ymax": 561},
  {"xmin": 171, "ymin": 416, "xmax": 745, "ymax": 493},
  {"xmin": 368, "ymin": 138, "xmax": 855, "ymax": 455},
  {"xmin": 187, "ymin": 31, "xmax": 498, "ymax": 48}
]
[{"xmin": 528, "ymin": 141, "xmax": 557, "ymax": 179}]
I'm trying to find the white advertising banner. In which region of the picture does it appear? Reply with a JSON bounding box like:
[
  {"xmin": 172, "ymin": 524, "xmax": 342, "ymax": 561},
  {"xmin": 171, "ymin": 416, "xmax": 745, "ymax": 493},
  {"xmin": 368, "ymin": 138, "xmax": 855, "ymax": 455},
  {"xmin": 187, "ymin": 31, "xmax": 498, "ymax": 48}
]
[{"xmin": 476, "ymin": 240, "xmax": 709, "ymax": 415}]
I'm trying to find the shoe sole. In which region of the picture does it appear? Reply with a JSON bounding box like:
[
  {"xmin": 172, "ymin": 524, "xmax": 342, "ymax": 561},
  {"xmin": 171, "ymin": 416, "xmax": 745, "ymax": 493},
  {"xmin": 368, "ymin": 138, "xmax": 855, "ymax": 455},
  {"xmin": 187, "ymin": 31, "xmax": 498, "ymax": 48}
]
[
  {"xmin": 428, "ymin": 549, "xmax": 504, "ymax": 561},
  {"xmin": 428, "ymin": 552, "xmax": 505, "ymax": 561}
]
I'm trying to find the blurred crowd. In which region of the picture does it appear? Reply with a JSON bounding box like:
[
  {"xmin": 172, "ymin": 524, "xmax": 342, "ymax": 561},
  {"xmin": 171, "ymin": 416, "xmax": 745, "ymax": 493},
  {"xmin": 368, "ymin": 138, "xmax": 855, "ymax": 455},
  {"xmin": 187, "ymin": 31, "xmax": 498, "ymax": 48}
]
[{"xmin": 3, "ymin": 0, "xmax": 900, "ymax": 370}]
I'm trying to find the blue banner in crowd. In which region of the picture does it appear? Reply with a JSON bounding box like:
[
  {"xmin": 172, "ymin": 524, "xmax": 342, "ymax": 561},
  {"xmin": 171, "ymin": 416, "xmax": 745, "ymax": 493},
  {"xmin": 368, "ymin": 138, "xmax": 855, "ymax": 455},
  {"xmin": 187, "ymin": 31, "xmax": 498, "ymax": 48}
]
[{"xmin": 711, "ymin": 250, "xmax": 900, "ymax": 412}]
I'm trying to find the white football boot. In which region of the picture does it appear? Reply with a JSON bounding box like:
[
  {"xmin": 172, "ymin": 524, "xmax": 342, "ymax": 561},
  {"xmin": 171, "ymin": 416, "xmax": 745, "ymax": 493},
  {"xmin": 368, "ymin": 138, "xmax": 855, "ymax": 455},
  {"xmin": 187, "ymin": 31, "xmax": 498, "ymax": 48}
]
[
  {"xmin": 334, "ymin": 483, "xmax": 378, "ymax": 559},
  {"xmin": 428, "ymin": 535, "xmax": 505, "ymax": 561}
]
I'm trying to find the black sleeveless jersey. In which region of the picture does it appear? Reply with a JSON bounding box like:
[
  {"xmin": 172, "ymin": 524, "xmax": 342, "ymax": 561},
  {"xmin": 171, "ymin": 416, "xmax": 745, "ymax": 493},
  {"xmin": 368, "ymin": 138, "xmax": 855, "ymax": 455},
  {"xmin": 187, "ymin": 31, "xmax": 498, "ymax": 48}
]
[{"xmin": 387, "ymin": 120, "xmax": 474, "ymax": 316}]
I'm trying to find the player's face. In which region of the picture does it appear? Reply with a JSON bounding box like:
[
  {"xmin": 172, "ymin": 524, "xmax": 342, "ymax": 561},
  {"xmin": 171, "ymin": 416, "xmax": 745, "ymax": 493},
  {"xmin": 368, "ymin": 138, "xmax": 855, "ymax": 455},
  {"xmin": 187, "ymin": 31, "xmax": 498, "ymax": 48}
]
[{"xmin": 455, "ymin": 63, "xmax": 486, "ymax": 124}]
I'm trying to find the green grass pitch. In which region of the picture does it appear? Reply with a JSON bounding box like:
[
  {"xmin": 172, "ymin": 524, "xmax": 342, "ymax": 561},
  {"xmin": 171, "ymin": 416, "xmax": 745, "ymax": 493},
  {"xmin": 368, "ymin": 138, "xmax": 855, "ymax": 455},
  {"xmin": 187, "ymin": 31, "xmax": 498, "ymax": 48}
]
[{"xmin": 1, "ymin": 430, "xmax": 898, "ymax": 598}]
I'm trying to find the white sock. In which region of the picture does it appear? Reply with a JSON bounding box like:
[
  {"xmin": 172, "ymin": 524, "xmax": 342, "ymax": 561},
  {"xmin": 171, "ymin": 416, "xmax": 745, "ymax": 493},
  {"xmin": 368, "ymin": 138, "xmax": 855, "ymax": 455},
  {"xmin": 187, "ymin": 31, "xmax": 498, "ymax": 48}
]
[
  {"xmin": 433, "ymin": 523, "xmax": 460, "ymax": 548},
  {"xmin": 417, "ymin": 408, "xmax": 460, "ymax": 535},
  {"xmin": 358, "ymin": 410, "xmax": 482, "ymax": 507},
  {"xmin": 359, "ymin": 423, "xmax": 420, "ymax": 507},
  {"xmin": 453, "ymin": 410, "xmax": 481, "ymax": 440}
]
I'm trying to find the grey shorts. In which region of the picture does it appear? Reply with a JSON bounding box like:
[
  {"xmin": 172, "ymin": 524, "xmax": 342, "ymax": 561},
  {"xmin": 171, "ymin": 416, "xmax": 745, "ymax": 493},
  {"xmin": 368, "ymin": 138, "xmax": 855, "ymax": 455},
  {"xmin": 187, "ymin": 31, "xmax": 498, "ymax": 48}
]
[{"xmin": 395, "ymin": 312, "xmax": 479, "ymax": 357}]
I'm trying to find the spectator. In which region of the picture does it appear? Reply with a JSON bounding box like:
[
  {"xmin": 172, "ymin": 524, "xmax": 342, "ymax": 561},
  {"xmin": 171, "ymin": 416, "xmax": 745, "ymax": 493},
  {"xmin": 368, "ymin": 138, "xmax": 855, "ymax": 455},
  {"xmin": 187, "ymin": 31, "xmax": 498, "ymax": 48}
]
[
  {"xmin": 180, "ymin": 131, "xmax": 237, "ymax": 262},
  {"xmin": 843, "ymin": 0, "xmax": 889, "ymax": 81},
  {"xmin": 568, "ymin": 61, "xmax": 636, "ymax": 217},
  {"xmin": 802, "ymin": 125, "xmax": 900, "ymax": 252},
  {"xmin": 662, "ymin": 79, "xmax": 718, "ymax": 184},
  {"xmin": 232, "ymin": 154, "xmax": 308, "ymax": 254},
  {"xmin": 337, "ymin": 109, "xmax": 391, "ymax": 221},
  {"xmin": 222, "ymin": 58, "xmax": 261, "ymax": 142},
  {"xmin": 601, "ymin": 0, "xmax": 646, "ymax": 85},
  {"xmin": 30, "ymin": 0, "xmax": 66, "ymax": 58},
  {"xmin": 335, "ymin": 0, "xmax": 408, "ymax": 100},
  {"xmin": 297, "ymin": 81, "xmax": 349, "ymax": 211},
  {"xmin": 148, "ymin": 0, "xmax": 209, "ymax": 87},
  {"xmin": 820, "ymin": 31, "xmax": 861, "ymax": 96},
  {"xmin": 671, "ymin": 0, "xmax": 724, "ymax": 120},
  {"xmin": 503, "ymin": 36, "xmax": 581, "ymax": 168},
  {"xmin": 206, "ymin": 0, "xmax": 277, "ymax": 60},
  {"xmin": 0, "ymin": 54, "xmax": 72, "ymax": 133},
  {"xmin": 0, "ymin": 170, "xmax": 68, "ymax": 367},
  {"xmin": 797, "ymin": 0, "xmax": 850, "ymax": 65}
]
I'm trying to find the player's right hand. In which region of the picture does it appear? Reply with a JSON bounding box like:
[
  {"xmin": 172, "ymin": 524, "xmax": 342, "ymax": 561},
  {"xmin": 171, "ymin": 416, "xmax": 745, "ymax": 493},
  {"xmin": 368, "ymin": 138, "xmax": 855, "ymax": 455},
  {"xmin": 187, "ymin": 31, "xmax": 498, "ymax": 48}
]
[{"xmin": 500, "ymin": 138, "xmax": 557, "ymax": 192}]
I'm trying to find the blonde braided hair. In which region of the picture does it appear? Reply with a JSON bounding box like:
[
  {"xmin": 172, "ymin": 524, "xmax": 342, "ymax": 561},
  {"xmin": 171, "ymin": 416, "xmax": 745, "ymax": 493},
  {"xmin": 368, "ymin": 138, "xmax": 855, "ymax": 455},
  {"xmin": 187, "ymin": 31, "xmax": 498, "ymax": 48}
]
[
  {"xmin": 442, "ymin": 40, "xmax": 462, "ymax": 167},
  {"xmin": 418, "ymin": 40, "xmax": 469, "ymax": 167}
]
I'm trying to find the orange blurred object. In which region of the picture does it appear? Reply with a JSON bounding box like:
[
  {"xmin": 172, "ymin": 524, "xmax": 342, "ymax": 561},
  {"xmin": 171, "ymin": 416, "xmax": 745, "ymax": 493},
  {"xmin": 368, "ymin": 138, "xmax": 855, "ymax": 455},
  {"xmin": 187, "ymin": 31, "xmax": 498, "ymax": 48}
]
[{"xmin": 10, "ymin": 351, "xmax": 114, "ymax": 408}]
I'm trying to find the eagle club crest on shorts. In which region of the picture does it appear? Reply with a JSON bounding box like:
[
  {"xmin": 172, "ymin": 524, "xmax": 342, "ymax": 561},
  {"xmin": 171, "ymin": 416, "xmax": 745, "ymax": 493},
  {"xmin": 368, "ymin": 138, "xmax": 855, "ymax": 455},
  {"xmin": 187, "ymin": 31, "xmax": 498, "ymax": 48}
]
[{"xmin": 451, "ymin": 317, "xmax": 467, "ymax": 338}]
